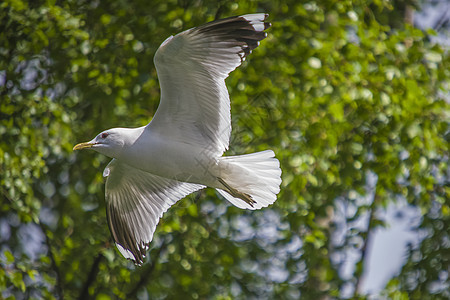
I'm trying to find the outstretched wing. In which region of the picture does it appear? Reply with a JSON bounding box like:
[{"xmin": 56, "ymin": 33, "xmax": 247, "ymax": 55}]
[
  {"xmin": 148, "ymin": 14, "xmax": 271, "ymax": 156},
  {"xmin": 103, "ymin": 159, "xmax": 205, "ymax": 265}
]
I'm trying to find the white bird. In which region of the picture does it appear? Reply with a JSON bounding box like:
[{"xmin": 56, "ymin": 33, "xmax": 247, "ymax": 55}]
[{"xmin": 73, "ymin": 13, "xmax": 281, "ymax": 265}]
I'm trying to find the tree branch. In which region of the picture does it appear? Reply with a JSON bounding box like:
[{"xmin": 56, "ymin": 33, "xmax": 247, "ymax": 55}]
[
  {"xmin": 433, "ymin": 8, "xmax": 449, "ymax": 31},
  {"xmin": 404, "ymin": 5, "xmax": 414, "ymax": 26},
  {"xmin": 38, "ymin": 221, "xmax": 64, "ymax": 300},
  {"xmin": 1, "ymin": 187, "xmax": 65, "ymax": 299},
  {"xmin": 126, "ymin": 239, "xmax": 168, "ymax": 298},
  {"xmin": 353, "ymin": 193, "xmax": 380, "ymax": 297},
  {"xmin": 78, "ymin": 253, "xmax": 104, "ymax": 300},
  {"xmin": 214, "ymin": 1, "xmax": 225, "ymax": 20}
]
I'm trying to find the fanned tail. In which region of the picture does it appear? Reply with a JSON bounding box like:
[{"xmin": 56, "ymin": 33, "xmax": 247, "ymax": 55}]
[{"xmin": 216, "ymin": 150, "xmax": 281, "ymax": 210}]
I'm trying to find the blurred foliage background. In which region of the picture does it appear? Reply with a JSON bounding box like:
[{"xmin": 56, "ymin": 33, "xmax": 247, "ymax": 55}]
[{"xmin": 0, "ymin": 0, "xmax": 449, "ymax": 299}]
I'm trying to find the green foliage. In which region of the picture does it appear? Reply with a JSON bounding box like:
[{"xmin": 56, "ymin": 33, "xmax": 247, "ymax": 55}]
[{"xmin": 1, "ymin": 0, "xmax": 448, "ymax": 299}]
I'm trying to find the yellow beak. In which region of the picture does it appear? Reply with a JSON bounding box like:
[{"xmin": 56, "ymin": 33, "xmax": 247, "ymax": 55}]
[{"xmin": 73, "ymin": 141, "xmax": 96, "ymax": 151}]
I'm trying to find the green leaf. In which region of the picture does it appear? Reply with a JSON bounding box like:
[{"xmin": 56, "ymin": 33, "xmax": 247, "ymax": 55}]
[{"xmin": 4, "ymin": 250, "xmax": 15, "ymax": 264}]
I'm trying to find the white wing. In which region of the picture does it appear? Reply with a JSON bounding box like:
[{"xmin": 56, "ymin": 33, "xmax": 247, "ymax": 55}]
[
  {"xmin": 103, "ymin": 159, "xmax": 205, "ymax": 265},
  {"xmin": 148, "ymin": 14, "xmax": 271, "ymax": 156}
]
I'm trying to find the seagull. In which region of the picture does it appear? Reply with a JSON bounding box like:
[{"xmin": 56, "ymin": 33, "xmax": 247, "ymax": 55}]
[{"xmin": 73, "ymin": 13, "xmax": 281, "ymax": 265}]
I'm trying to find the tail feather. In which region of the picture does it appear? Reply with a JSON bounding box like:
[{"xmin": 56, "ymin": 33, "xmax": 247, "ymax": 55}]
[{"xmin": 217, "ymin": 150, "xmax": 282, "ymax": 210}]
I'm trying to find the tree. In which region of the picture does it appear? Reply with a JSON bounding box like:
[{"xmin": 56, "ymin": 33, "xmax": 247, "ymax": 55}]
[{"xmin": 1, "ymin": 0, "xmax": 448, "ymax": 299}]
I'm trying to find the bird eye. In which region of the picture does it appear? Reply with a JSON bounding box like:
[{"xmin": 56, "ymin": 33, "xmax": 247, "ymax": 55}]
[{"xmin": 101, "ymin": 132, "xmax": 109, "ymax": 139}]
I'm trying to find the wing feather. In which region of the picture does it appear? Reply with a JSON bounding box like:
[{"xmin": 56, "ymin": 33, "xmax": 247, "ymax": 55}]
[
  {"xmin": 148, "ymin": 14, "xmax": 271, "ymax": 155},
  {"xmin": 104, "ymin": 159, "xmax": 205, "ymax": 265}
]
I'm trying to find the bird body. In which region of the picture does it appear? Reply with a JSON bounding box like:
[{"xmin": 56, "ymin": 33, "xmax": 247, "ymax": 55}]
[
  {"xmin": 109, "ymin": 126, "xmax": 221, "ymax": 186},
  {"xmin": 73, "ymin": 13, "xmax": 281, "ymax": 265}
]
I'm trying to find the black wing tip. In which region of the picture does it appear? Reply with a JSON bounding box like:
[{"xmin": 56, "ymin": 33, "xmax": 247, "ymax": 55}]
[
  {"xmin": 198, "ymin": 13, "xmax": 271, "ymax": 35},
  {"xmin": 240, "ymin": 13, "xmax": 271, "ymax": 31},
  {"xmin": 130, "ymin": 242, "xmax": 149, "ymax": 266},
  {"xmin": 197, "ymin": 13, "xmax": 271, "ymax": 61},
  {"xmin": 107, "ymin": 202, "xmax": 149, "ymax": 266},
  {"xmin": 117, "ymin": 241, "xmax": 148, "ymax": 266}
]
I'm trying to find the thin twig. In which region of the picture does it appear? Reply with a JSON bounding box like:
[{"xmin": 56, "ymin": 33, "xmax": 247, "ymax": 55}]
[
  {"xmin": 39, "ymin": 221, "xmax": 64, "ymax": 300},
  {"xmin": 78, "ymin": 253, "xmax": 104, "ymax": 300},
  {"xmin": 433, "ymin": 7, "xmax": 449, "ymax": 31},
  {"xmin": 214, "ymin": 2, "xmax": 225, "ymax": 20},
  {"xmin": 126, "ymin": 239, "xmax": 168, "ymax": 298}
]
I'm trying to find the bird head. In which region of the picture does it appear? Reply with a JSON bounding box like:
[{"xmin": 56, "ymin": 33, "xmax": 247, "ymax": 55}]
[{"xmin": 73, "ymin": 128, "xmax": 128, "ymax": 158}]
